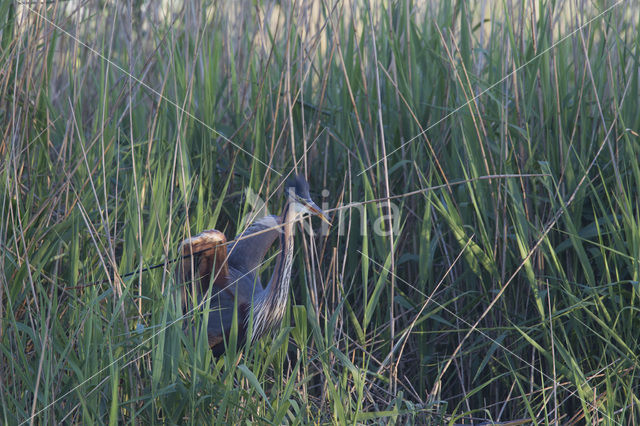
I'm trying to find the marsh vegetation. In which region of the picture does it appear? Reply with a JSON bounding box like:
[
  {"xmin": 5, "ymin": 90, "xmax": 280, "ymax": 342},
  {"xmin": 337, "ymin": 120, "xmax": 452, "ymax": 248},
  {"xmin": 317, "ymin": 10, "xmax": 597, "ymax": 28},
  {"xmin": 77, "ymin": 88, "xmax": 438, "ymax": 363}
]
[{"xmin": 1, "ymin": 0, "xmax": 639, "ymax": 423}]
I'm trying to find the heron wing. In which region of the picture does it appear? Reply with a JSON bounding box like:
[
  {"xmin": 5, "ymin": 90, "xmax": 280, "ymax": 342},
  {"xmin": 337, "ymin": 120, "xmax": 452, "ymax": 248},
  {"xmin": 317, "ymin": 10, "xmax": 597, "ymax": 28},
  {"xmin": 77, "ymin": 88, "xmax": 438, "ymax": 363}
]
[
  {"xmin": 178, "ymin": 229, "xmax": 246, "ymax": 352},
  {"xmin": 227, "ymin": 215, "xmax": 281, "ymax": 275},
  {"xmin": 178, "ymin": 229, "xmax": 229, "ymax": 293},
  {"xmin": 178, "ymin": 219, "xmax": 279, "ymax": 354}
]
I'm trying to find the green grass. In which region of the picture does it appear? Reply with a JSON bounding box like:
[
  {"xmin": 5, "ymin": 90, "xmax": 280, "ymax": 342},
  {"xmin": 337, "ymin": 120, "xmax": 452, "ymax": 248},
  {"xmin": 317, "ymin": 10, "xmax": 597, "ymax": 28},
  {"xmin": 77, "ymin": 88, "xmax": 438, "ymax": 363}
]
[{"xmin": 1, "ymin": 0, "xmax": 639, "ymax": 423}]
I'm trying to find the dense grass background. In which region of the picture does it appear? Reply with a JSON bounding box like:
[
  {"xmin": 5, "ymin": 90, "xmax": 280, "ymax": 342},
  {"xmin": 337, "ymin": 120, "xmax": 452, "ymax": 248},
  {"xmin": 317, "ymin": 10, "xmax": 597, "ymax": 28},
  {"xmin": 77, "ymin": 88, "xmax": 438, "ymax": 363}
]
[{"xmin": 2, "ymin": 0, "xmax": 639, "ymax": 423}]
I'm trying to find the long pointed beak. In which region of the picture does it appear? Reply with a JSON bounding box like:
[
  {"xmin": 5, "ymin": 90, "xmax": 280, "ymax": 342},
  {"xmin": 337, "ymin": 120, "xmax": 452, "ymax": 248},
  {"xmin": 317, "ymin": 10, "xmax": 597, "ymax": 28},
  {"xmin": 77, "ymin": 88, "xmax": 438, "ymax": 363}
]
[{"xmin": 305, "ymin": 199, "xmax": 331, "ymax": 226}]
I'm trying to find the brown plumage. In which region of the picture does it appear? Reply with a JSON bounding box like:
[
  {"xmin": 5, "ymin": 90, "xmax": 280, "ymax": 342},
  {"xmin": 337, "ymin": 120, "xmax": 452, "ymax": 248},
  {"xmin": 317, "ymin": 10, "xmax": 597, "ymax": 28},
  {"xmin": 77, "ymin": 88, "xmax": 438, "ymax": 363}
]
[
  {"xmin": 179, "ymin": 230, "xmax": 229, "ymax": 292},
  {"xmin": 177, "ymin": 175, "xmax": 329, "ymax": 356}
]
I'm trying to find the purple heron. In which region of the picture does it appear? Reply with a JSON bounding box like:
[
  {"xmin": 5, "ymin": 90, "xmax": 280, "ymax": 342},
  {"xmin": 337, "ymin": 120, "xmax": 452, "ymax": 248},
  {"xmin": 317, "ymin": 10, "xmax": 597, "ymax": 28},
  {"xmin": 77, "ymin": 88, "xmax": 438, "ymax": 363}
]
[{"xmin": 178, "ymin": 175, "xmax": 329, "ymax": 356}]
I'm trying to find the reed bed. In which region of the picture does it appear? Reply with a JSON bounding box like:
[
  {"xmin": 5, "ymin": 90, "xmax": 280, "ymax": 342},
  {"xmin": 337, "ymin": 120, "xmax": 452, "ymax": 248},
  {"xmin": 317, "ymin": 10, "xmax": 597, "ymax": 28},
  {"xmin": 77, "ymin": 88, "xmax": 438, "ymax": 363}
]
[{"xmin": 1, "ymin": 0, "xmax": 639, "ymax": 423}]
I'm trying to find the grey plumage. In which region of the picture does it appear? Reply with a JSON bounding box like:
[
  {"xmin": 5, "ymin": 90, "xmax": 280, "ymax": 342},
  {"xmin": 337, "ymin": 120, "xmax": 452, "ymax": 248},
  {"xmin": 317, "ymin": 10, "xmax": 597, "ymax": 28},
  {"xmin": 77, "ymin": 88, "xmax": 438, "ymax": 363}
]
[{"xmin": 178, "ymin": 175, "xmax": 329, "ymax": 355}]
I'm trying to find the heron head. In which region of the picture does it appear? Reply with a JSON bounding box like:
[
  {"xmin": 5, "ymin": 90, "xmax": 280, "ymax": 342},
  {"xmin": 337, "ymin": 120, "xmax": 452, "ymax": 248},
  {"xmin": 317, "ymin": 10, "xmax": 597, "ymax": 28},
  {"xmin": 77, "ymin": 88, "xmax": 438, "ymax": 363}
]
[{"xmin": 285, "ymin": 174, "xmax": 330, "ymax": 225}]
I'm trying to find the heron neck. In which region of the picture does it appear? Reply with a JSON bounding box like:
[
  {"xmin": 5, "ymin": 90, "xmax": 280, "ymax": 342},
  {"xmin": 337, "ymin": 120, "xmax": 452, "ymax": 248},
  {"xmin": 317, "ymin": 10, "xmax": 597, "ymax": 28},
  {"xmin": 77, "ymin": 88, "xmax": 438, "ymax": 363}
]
[
  {"xmin": 270, "ymin": 204, "xmax": 296, "ymax": 302},
  {"xmin": 252, "ymin": 201, "xmax": 296, "ymax": 340}
]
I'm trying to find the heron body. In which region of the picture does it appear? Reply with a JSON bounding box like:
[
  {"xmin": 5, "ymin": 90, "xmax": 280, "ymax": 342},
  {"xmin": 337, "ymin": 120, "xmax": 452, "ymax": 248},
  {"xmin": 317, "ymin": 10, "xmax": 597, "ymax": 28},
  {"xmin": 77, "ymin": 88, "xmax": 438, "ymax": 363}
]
[{"xmin": 178, "ymin": 175, "xmax": 328, "ymax": 356}]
